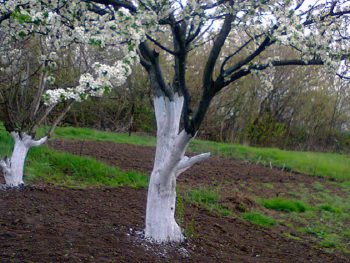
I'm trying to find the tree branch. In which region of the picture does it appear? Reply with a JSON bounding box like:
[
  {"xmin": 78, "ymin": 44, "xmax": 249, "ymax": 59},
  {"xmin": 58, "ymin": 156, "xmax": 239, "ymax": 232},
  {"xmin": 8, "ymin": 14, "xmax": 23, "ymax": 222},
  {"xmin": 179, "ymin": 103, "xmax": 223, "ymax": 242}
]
[
  {"xmin": 220, "ymin": 58, "xmax": 325, "ymax": 90},
  {"xmin": 176, "ymin": 152, "xmax": 211, "ymax": 176},
  {"xmin": 146, "ymin": 35, "xmax": 177, "ymax": 55}
]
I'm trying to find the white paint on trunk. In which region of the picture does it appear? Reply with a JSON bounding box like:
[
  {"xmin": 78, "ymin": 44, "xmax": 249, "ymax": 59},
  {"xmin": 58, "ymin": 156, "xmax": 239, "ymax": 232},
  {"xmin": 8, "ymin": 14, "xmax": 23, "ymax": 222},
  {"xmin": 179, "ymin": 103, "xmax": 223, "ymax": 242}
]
[
  {"xmin": 145, "ymin": 94, "xmax": 210, "ymax": 243},
  {"xmin": 0, "ymin": 132, "xmax": 47, "ymax": 187}
]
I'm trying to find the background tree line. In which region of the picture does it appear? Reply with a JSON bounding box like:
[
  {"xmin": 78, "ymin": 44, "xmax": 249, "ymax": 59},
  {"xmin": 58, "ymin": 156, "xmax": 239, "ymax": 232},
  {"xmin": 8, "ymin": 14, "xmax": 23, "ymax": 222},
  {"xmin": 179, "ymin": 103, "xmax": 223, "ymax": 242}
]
[
  {"xmin": 2, "ymin": 18, "xmax": 349, "ymax": 154},
  {"xmin": 62, "ymin": 38, "xmax": 350, "ymax": 153}
]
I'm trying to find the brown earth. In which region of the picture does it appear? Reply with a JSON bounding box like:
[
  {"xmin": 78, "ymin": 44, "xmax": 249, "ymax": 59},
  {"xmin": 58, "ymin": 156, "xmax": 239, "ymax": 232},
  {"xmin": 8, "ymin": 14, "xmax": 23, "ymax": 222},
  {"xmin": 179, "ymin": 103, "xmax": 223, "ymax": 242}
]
[
  {"xmin": 0, "ymin": 139, "xmax": 348, "ymax": 262},
  {"xmin": 1, "ymin": 186, "xmax": 348, "ymax": 263}
]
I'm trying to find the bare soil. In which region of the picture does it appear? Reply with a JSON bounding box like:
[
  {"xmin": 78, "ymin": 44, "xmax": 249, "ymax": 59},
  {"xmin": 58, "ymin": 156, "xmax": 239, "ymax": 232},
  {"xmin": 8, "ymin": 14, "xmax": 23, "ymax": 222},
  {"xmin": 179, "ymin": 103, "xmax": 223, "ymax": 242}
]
[{"xmin": 0, "ymin": 140, "xmax": 348, "ymax": 262}]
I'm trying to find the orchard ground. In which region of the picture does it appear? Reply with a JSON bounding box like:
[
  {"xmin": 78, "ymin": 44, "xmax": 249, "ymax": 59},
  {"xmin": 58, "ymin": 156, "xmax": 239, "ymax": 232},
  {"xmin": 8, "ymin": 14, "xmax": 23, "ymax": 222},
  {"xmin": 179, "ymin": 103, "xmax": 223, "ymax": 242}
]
[{"xmin": 0, "ymin": 126, "xmax": 349, "ymax": 262}]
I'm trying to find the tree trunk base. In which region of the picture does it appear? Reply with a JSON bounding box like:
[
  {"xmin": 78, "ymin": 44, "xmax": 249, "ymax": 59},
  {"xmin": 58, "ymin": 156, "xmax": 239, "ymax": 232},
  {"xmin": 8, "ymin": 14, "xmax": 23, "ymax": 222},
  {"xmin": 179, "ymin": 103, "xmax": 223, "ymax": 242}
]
[
  {"xmin": 0, "ymin": 183, "xmax": 25, "ymax": 190},
  {"xmin": 145, "ymin": 178, "xmax": 184, "ymax": 243},
  {"xmin": 0, "ymin": 132, "xmax": 47, "ymax": 187}
]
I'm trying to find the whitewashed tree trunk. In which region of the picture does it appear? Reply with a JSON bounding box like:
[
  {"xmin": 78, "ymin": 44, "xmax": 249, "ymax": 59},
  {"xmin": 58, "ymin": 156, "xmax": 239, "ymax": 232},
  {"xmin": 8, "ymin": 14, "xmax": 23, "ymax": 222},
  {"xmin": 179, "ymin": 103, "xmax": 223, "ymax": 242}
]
[
  {"xmin": 0, "ymin": 132, "xmax": 47, "ymax": 187},
  {"xmin": 145, "ymin": 94, "xmax": 210, "ymax": 243}
]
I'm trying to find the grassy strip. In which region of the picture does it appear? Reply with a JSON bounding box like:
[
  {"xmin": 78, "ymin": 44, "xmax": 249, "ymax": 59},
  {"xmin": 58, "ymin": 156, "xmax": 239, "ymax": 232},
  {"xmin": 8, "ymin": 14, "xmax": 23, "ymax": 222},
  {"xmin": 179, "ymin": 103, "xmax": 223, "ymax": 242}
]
[
  {"xmin": 190, "ymin": 140, "xmax": 350, "ymax": 181},
  {"xmin": 186, "ymin": 187, "xmax": 231, "ymax": 216},
  {"xmin": 50, "ymin": 126, "xmax": 350, "ymax": 181},
  {"xmin": 51, "ymin": 126, "xmax": 156, "ymax": 147},
  {"xmin": 26, "ymin": 147, "xmax": 148, "ymax": 188},
  {"xmin": 242, "ymin": 212, "xmax": 276, "ymax": 228},
  {"xmin": 181, "ymin": 187, "xmax": 276, "ymax": 228},
  {"xmin": 260, "ymin": 197, "xmax": 309, "ymax": 213}
]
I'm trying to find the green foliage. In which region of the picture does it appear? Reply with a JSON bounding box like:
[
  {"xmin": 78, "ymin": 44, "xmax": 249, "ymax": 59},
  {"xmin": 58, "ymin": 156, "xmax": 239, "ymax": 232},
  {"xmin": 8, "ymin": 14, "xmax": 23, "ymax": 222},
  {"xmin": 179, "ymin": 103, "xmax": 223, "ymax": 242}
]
[
  {"xmin": 133, "ymin": 104, "xmax": 155, "ymax": 133},
  {"xmin": 11, "ymin": 9, "xmax": 32, "ymax": 24},
  {"xmin": 88, "ymin": 39, "xmax": 103, "ymax": 47},
  {"xmin": 248, "ymin": 114, "xmax": 287, "ymax": 146},
  {"xmin": 260, "ymin": 197, "xmax": 309, "ymax": 212},
  {"xmin": 242, "ymin": 212, "xmax": 276, "ymax": 227}
]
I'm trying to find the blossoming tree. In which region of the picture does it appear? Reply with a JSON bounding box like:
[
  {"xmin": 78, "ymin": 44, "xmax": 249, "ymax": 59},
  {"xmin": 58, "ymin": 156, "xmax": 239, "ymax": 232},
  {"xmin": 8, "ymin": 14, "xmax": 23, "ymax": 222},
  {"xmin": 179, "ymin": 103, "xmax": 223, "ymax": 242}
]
[
  {"xmin": 0, "ymin": 0, "xmax": 150, "ymax": 187},
  {"xmin": 99, "ymin": 0, "xmax": 350, "ymax": 243},
  {"xmin": 2, "ymin": 0, "xmax": 349, "ymax": 244}
]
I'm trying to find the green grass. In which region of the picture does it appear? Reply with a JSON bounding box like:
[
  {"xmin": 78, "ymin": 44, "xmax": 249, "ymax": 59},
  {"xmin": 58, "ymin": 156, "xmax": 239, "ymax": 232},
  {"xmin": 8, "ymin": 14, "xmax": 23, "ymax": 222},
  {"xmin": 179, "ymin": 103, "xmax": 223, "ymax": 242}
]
[
  {"xmin": 26, "ymin": 147, "xmax": 148, "ymax": 188},
  {"xmin": 339, "ymin": 181, "xmax": 350, "ymax": 189},
  {"xmin": 300, "ymin": 226, "xmax": 343, "ymax": 249},
  {"xmin": 0, "ymin": 126, "xmax": 14, "ymax": 157},
  {"xmin": 190, "ymin": 140, "xmax": 350, "ymax": 181},
  {"xmin": 260, "ymin": 197, "xmax": 309, "ymax": 212},
  {"xmin": 242, "ymin": 212, "xmax": 276, "ymax": 227},
  {"xmin": 46, "ymin": 126, "xmax": 350, "ymax": 181},
  {"xmin": 319, "ymin": 234, "xmax": 341, "ymax": 248},
  {"xmin": 186, "ymin": 187, "xmax": 232, "ymax": 216},
  {"xmin": 276, "ymin": 186, "xmax": 350, "ymax": 253},
  {"xmin": 318, "ymin": 204, "xmax": 342, "ymax": 214},
  {"xmin": 262, "ymin": 183, "xmax": 274, "ymax": 189},
  {"xmin": 51, "ymin": 126, "xmax": 156, "ymax": 147}
]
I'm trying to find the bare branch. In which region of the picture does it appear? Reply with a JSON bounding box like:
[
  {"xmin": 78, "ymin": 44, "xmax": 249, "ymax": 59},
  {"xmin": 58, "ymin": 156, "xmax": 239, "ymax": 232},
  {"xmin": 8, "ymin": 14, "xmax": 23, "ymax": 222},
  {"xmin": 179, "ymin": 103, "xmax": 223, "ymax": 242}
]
[
  {"xmin": 176, "ymin": 152, "xmax": 211, "ymax": 176},
  {"xmin": 146, "ymin": 35, "xmax": 177, "ymax": 55}
]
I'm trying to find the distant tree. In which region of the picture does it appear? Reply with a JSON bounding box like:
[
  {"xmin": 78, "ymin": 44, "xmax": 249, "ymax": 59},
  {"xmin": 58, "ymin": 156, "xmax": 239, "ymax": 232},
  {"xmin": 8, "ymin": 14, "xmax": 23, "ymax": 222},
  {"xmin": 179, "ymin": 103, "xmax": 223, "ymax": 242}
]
[
  {"xmin": 0, "ymin": 1, "xmax": 148, "ymax": 187},
  {"xmin": 0, "ymin": 37, "xmax": 76, "ymax": 186}
]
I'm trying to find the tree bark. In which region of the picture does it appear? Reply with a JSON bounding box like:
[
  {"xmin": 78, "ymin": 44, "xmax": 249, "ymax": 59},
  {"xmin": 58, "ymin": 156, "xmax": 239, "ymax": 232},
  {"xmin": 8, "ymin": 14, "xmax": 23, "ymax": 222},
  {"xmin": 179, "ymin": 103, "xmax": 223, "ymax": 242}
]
[
  {"xmin": 145, "ymin": 94, "xmax": 210, "ymax": 243},
  {"xmin": 0, "ymin": 132, "xmax": 47, "ymax": 187}
]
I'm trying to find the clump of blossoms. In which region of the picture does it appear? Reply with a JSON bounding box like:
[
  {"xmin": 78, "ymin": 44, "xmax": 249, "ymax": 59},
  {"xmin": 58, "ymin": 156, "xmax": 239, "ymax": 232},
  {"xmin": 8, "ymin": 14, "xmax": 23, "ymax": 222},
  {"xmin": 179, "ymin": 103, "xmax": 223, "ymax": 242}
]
[
  {"xmin": 41, "ymin": 5, "xmax": 154, "ymax": 105},
  {"xmin": 215, "ymin": 0, "xmax": 350, "ymax": 79},
  {"xmin": 44, "ymin": 49, "xmax": 139, "ymax": 104},
  {"xmin": 0, "ymin": 1, "xmax": 158, "ymax": 105}
]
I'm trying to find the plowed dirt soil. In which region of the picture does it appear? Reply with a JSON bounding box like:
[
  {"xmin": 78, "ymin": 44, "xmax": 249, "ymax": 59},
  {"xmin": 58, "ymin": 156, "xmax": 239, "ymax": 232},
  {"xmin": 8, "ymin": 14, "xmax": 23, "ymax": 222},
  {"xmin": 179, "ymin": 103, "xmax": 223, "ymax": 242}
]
[{"xmin": 0, "ymin": 140, "xmax": 348, "ymax": 262}]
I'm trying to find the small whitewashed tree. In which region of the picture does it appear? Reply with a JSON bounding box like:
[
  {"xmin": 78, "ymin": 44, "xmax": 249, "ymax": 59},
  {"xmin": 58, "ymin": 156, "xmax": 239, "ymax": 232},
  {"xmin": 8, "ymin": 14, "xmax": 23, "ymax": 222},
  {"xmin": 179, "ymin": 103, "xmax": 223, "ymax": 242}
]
[
  {"xmin": 103, "ymin": 0, "xmax": 350, "ymax": 243},
  {"xmin": 0, "ymin": 37, "xmax": 71, "ymax": 186},
  {"xmin": 0, "ymin": 0, "xmax": 152, "ymax": 187}
]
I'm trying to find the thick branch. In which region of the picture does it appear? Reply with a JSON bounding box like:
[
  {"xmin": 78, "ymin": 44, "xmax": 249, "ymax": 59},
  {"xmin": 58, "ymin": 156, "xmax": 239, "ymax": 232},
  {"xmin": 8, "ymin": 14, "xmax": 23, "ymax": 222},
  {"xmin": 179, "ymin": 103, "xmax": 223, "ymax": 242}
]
[
  {"xmin": 191, "ymin": 13, "xmax": 234, "ymax": 133},
  {"xmin": 30, "ymin": 71, "xmax": 48, "ymax": 120},
  {"xmin": 146, "ymin": 35, "xmax": 177, "ymax": 56},
  {"xmin": 176, "ymin": 152, "xmax": 211, "ymax": 176},
  {"xmin": 85, "ymin": 0, "xmax": 137, "ymax": 12},
  {"xmin": 202, "ymin": 14, "xmax": 233, "ymax": 89},
  {"xmin": 223, "ymin": 34, "xmax": 275, "ymax": 77},
  {"xmin": 47, "ymin": 100, "xmax": 74, "ymax": 137},
  {"xmin": 29, "ymin": 136, "xmax": 48, "ymax": 147},
  {"xmin": 139, "ymin": 42, "xmax": 173, "ymax": 99},
  {"xmin": 220, "ymin": 58, "xmax": 325, "ymax": 90}
]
